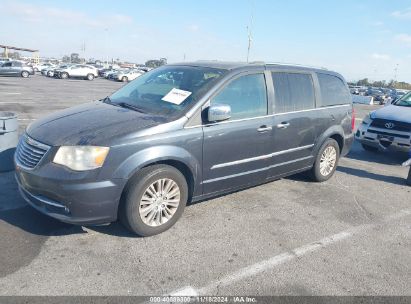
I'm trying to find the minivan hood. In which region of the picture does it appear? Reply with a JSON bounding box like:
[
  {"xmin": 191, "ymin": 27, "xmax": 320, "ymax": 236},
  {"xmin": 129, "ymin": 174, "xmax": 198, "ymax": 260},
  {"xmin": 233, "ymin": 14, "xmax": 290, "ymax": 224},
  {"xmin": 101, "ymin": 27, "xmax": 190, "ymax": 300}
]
[
  {"xmin": 27, "ymin": 101, "xmax": 170, "ymax": 146},
  {"xmin": 374, "ymin": 104, "xmax": 411, "ymax": 123}
]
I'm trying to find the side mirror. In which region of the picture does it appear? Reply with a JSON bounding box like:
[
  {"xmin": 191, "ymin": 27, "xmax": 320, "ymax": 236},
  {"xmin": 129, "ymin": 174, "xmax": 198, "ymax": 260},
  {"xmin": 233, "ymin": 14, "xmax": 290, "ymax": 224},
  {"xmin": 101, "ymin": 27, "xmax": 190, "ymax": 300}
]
[{"xmin": 208, "ymin": 104, "xmax": 231, "ymax": 122}]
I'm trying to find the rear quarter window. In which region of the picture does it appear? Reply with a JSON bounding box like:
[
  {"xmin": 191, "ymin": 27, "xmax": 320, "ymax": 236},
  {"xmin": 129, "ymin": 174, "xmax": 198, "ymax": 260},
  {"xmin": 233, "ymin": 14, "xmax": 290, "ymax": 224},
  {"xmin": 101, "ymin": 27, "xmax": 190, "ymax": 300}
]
[
  {"xmin": 317, "ymin": 73, "xmax": 351, "ymax": 107},
  {"xmin": 272, "ymin": 72, "xmax": 315, "ymax": 113}
]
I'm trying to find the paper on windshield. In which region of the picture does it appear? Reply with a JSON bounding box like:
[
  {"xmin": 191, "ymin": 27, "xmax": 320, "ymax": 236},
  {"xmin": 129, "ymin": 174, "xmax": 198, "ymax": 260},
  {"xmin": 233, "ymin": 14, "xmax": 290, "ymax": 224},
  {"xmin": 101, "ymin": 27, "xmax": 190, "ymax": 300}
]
[{"xmin": 161, "ymin": 88, "xmax": 192, "ymax": 105}]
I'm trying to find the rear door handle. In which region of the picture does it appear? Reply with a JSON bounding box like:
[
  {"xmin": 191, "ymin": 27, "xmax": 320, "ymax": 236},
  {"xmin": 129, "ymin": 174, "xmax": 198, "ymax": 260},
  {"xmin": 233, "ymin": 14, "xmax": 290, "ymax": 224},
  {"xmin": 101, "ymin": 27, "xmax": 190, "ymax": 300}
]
[
  {"xmin": 277, "ymin": 122, "xmax": 290, "ymax": 129},
  {"xmin": 257, "ymin": 125, "xmax": 272, "ymax": 133}
]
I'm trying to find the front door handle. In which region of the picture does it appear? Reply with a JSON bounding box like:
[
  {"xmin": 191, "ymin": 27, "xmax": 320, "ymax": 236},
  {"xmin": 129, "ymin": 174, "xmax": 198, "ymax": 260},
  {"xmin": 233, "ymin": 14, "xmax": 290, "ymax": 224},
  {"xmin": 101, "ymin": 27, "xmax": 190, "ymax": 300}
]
[
  {"xmin": 277, "ymin": 122, "xmax": 290, "ymax": 129},
  {"xmin": 257, "ymin": 125, "xmax": 273, "ymax": 133}
]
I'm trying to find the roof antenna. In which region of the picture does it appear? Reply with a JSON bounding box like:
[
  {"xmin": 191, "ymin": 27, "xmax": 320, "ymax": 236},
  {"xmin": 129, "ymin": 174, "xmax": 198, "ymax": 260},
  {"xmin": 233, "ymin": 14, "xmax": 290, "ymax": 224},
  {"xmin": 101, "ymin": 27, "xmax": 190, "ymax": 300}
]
[{"xmin": 246, "ymin": 0, "xmax": 254, "ymax": 63}]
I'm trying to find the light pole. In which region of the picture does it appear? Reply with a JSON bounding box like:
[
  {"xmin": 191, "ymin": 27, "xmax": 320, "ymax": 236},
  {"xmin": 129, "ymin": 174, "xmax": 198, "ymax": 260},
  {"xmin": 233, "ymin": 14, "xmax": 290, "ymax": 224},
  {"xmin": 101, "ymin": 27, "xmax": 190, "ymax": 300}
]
[
  {"xmin": 394, "ymin": 63, "xmax": 399, "ymax": 83},
  {"xmin": 246, "ymin": 0, "xmax": 254, "ymax": 63},
  {"xmin": 105, "ymin": 28, "xmax": 109, "ymax": 66}
]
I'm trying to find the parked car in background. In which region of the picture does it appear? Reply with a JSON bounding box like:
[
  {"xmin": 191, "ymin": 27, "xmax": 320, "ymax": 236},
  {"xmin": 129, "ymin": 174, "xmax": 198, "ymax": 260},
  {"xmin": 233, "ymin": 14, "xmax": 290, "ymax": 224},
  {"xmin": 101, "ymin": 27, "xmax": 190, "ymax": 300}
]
[
  {"xmin": 0, "ymin": 58, "xmax": 11, "ymax": 64},
  {"xmin": 107, "ymin": 68, "xmax": 127, "ymax": 79},
  {"xmin": 54, "ymin": 64, "xmax": 98, "ymax": 80},
  {"xmin": 33, "ymin": 62, "xmax": 54, "ymax": 72},
  {"xmin": 366, "ymin": 87, "xmax": 386, "ymax": 104},
  {"xmin": 42, "ymin": 64, "xmax": 69, "ymax": 77},
  {"xmin": 14, "ymin": 62, "xmax": 354, "ymax": 236},
  {"xmin": 357, "ymin": 91, "xmax": 411, "ymax": 152},
  {"xmin": 0, "ymin": 61, "xmax": 34, "ymax": 78},
  {"xmin": 100, "ymin": 68, "xmax": 119, "ymax": 78},
  {"xmin": 115, "ymin": 69, "xmax": 144, "ymax": 82}
]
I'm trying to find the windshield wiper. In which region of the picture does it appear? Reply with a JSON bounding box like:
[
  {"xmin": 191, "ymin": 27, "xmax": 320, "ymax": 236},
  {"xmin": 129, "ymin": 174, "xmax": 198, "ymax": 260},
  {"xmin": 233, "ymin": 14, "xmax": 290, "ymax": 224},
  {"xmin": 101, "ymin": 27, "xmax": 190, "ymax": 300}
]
[
  {"xmin": 102, "ymin": 96, "xmax": 112, "ymax": 104},
  {"xmin": 117, "ymin": 102, "xmax": 146, "ymax": 113}
]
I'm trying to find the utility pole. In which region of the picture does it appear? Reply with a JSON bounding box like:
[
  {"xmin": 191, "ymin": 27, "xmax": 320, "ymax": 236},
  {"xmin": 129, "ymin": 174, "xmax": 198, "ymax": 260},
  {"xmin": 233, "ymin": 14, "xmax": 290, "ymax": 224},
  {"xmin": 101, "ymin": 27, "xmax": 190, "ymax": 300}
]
[
  {"xmin": 105, "ymin": 28, "xmax": 109, "ymax": 66},
  {"xmin": 394, "ymin": 63, "xmax": 399, "ymax": 83},
  {"xmin": 246, "ymin": 24, "xmax": 252, "ymax": 63},
  {"xmin": 246, "ymin": 0, "xmax": 254, "ymax": 63}
]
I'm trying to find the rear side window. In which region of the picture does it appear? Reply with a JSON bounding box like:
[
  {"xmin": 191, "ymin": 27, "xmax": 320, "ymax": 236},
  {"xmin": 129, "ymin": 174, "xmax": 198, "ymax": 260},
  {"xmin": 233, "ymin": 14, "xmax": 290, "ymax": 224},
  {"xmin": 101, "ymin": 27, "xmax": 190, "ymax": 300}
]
[
  {"xmin": 317, "ymin": 73, "xmax": 351, "ymax": 107},
  {"xmin": 271, "ymin": 72, "xmax": 315, "ymax": 113},
  {"xmin": 211, "ymin": 73, "xmax": 267, "ymax": 120}
]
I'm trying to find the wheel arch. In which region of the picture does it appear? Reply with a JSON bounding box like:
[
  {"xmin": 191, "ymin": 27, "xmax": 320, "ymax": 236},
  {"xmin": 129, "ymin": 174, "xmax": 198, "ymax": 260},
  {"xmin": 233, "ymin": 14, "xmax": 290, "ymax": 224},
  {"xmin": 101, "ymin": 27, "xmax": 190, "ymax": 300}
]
[
  {"xmin": 314, "ymin": 126, "xmax": 345, "ymax": 156},
  {"xmin": 113, "ymin": 145, "xmax": 201, "ymax": 205}
]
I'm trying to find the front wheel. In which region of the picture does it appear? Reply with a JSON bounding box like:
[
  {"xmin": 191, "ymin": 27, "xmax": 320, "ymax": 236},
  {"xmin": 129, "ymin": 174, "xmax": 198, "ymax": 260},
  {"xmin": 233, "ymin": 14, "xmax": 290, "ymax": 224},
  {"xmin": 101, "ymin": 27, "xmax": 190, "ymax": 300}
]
[
  {"xmin": 60, "ymin": 72, "xmax": 68, "ymax": 79},
  {"xmin": 86, "ymin": 73, "xmax": 94, "ymax": 80},
  {"xmin": 310, "ymin": 138, "xmax": 340, "ymax": 182},
  {"xmin": 119, "ymin": 165, "xmax": 188, "ymax": 236},
  {"xmin": 21, "ymin": 71, "xmax": 29, "ymax": 78},
  {"xmin": 121, "ymin": 76, "xmax": 128, "ymax": 82}
]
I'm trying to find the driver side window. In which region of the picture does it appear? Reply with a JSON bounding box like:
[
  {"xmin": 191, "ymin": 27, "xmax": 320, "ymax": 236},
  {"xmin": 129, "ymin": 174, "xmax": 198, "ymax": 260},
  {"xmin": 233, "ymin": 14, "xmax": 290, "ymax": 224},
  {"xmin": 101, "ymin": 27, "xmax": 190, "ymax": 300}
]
[{"xmin": 211, "ymin": 73, "xmax": 267, "ymax": 120}]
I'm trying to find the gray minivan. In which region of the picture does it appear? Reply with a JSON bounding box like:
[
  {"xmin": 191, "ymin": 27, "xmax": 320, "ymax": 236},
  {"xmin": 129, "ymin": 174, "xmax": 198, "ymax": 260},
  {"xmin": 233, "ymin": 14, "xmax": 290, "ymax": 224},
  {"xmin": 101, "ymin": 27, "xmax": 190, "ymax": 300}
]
[{"xmin": 15, "ymin": 62, "xmax": 354, "ymax": 236}]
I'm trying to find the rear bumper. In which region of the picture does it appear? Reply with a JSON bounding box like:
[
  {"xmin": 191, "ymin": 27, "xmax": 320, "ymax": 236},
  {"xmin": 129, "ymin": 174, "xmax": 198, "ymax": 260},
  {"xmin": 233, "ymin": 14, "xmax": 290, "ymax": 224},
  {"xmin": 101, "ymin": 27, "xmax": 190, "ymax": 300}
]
[
  {"xmin": 341, "ymin": 132, "xmax": 355, "ymax": 157},
  {"xmin": 15, "ymin": 170, "xmax": 126, "ymax": 226},
  {"xmin": 356, "ymin": 123, "xmax": 411, "ymax": 152}
]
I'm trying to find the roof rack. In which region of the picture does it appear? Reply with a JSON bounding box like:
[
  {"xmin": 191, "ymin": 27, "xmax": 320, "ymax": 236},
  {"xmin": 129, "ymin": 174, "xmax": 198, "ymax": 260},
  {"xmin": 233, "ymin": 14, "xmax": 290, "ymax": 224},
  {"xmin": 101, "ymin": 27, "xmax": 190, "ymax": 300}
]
[{"xmin": 264, "ymin": 62, "xmax": 328, "ymax": 70}]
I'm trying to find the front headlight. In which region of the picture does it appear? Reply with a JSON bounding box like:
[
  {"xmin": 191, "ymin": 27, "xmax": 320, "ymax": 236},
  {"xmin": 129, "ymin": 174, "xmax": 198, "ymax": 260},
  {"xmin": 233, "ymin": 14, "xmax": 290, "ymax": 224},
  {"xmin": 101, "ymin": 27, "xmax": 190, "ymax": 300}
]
[
  {"xmin": 53, "ymin": 146, "xmax": 110, "ymax": 171},
  {"xmin": 362, "ymin": 111, "xmax": 376, "ymax": 125}
]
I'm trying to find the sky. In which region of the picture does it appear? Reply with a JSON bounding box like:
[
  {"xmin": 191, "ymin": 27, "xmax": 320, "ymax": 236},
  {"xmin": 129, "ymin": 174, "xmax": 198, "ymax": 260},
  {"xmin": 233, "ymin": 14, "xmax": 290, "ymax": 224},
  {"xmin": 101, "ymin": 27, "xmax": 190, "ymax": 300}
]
[{"xmin": 1, "ymin": 0, "xmax": 411, "ymax": 82}]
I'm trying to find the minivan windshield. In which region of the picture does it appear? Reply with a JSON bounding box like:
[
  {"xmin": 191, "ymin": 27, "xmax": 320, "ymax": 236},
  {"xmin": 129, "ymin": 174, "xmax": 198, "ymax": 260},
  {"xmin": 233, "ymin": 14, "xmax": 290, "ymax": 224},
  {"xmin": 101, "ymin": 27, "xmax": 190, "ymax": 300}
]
[
  {"xmin": 394, "ymin": 92, "xmax": 411, "ymax": 107},
  {"xmin": 108, "ymin": 65, "xmax": 227, "ymax": 116}
]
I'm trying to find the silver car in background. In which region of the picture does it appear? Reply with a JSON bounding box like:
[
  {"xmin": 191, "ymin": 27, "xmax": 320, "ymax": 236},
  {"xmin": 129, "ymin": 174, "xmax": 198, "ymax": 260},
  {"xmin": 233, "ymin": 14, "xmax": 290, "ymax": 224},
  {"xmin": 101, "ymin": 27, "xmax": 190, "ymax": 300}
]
[
  {"xmin": 0, "ymin": 61, "xmax": 34, "ymax": 78},
  {"xmin": 356, "ymin": 92, "xmax": 411, "ymax": 152},
  {"xmin": 54, "ymin": 64, "xmax": 98, "ymax": 80}
]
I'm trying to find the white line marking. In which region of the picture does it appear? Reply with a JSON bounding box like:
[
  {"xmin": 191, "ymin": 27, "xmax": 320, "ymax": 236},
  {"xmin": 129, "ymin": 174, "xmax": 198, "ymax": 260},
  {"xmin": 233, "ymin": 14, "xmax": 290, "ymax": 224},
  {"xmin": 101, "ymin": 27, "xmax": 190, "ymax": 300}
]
[
  {"xmin": 0, "ymin": 101, "xmax": 35, "ymax": 104},
  {"xmin": 0, "ymin": 92, "xmax": 21, "ymax": 95},
  {"xmin": 168, "ymin": 209, "xmax": 410, "ymax": 296},
  {"xmin": 170, "ymin": 286, "xmax": 199, "ymax": 297},
  {"xmin": 18, "ymin": 118, "xmax": 35, "ymax": 121}
]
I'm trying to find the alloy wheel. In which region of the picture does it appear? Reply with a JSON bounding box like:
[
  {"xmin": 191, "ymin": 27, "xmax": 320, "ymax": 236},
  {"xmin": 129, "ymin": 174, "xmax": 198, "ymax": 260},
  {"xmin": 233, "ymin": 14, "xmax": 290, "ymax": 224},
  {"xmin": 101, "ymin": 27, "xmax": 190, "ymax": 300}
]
[
  {"xmin": 319, "ymin": 146, "xmax": 337, "ymax": 176},
  {"xmin": 139, "ymin": 178, "xmax": 181, "ymax": 227}
]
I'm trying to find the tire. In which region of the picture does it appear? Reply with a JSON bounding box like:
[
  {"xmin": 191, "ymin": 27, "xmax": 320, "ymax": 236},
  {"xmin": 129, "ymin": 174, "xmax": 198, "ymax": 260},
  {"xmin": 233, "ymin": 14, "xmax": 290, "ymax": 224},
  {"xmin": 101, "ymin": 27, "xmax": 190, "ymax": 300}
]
[
  {"xmin": 121, "ymin": 76, "xmax": 128, "ymax": 82},
  {"xmin": 60, "ymin": 72, "xmax": 68, "ymax": 79},
  {"xmin": 310, "ymin": 138, "xmax": 340, "ymax": 182},
  {"xmin": 361, "ymin": 143, "xmax": 378, "ymax": 152},
  {"xmin": 21, "ymin": 71, "xmax": 29, "ymax": 78},
  {"xmin": 119, "ymin": 165, "xmax": 188, "ymax": 236},
  {"xmin": 87, "ymin": 73, "xmax": 94, "ymax": 81}
]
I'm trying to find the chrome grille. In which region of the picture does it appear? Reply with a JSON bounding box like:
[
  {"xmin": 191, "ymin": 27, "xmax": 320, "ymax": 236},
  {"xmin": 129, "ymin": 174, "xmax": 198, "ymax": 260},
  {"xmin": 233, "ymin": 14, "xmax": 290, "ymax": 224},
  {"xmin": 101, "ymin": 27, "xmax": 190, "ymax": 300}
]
[
  {"xmin": 15, "ymin": 135, "xmax": 50, "ymax": 169},
  {"xmin": 370, "ymin": 119, "xmax": 411, "ymax": 133}
]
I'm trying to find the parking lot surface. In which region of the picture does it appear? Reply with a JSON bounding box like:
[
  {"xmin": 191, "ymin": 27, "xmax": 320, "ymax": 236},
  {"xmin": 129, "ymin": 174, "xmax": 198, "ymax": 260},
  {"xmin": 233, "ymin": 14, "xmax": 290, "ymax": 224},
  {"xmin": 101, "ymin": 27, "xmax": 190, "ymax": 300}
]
[{"xmin": 0, "ymin": 75, "xmax": 410, "ymax": 296}]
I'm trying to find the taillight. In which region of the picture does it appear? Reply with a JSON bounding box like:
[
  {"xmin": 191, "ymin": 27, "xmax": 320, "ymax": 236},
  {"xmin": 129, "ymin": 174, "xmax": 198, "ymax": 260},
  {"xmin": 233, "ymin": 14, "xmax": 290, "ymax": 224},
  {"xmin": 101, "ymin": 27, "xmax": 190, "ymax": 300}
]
[{"xmin": 351, "ymin": 106, "xmax": 356, "ymax": 131}]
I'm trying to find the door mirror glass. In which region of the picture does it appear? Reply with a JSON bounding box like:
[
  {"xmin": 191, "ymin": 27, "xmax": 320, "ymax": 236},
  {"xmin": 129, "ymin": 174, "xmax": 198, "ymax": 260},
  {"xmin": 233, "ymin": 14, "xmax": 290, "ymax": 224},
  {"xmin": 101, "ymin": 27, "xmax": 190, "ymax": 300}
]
[{"xmin": 208, "ymin": 104, "xmax": 231, "ymax": 122}]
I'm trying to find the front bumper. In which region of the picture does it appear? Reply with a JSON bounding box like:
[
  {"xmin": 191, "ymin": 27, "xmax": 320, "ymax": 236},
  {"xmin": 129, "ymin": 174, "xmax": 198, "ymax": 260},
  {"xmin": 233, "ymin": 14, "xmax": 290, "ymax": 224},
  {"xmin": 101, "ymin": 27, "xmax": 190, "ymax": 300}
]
[
  {"xmin": 15, "ymin": 166, "xmax": 126, "ymax": 225},
  {"xmin": 356, "ymin": 123, "xmax": 411, "ymax": 152}
]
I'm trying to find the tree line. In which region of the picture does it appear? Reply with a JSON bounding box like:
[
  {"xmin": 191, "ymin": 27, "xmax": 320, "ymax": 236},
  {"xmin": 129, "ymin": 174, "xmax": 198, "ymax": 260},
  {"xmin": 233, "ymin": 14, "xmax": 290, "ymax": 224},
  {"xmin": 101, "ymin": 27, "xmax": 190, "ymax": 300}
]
[{"xmin": 350, "ymin": 78, "xmax": 411, "ymax": 90}]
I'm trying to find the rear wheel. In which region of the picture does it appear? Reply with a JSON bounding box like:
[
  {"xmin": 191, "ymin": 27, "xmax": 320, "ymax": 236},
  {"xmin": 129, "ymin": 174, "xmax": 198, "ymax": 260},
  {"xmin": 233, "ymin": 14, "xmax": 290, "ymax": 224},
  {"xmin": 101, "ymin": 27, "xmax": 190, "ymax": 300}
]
[
  {"xmin": 60, "ymin": 72, "xmax": 68, "ymax": 79},
  {"xmin": 361, "ymin": 143, "xmax": 378, "ymax": 152},
  {"xmin": 121, "ymin": 76, "xmax": 128, "ymax": 82},
  {"xmin": 119, "ymin": 165, "xmax": 188, "ymax": 236},
  {"xmin": 21, "ymin": 71, "xmax": 29, "ymax": 78},
  {"xmin": 86, "ymin": 73, "xmax": 94, "ymax": 81},
  {"xmin": 310, "ymin": 138, "xmax": 340, "ymax": 182}
]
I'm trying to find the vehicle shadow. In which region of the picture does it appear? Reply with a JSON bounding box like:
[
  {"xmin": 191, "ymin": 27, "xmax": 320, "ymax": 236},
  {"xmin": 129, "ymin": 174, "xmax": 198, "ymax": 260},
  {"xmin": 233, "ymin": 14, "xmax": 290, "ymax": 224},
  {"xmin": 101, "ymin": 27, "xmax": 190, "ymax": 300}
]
[
  {"xmin": 346, "ymin": 141, "xmax": 408, "ymax": 166},
  {"xmin": 0, "ymin": 205, "xmax": 85, "ymax": 236},
  {"xmin": 337, "ymin": 166, "xmax": 406, "ymax": 186},
  {"xmin": 0, "ymin": 170, "xmax": 141, "ymax": 238}
]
